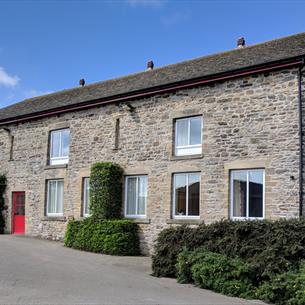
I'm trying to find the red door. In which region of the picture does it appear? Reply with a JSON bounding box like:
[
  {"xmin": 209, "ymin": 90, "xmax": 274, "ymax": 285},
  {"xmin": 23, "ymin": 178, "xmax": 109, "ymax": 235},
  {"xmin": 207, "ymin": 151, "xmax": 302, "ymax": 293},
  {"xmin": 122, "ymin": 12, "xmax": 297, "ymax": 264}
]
[{"xmin": 12, "ymin": 192, "xmax": 25, "ymax": 234}]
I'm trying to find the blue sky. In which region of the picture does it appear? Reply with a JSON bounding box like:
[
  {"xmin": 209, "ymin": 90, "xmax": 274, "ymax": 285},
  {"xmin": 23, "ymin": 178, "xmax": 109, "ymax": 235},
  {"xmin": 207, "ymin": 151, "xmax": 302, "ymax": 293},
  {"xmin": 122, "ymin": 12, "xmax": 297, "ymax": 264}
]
[{"xmin": 0, "ymin": 0, "xmax": 304, "ymax": 109}]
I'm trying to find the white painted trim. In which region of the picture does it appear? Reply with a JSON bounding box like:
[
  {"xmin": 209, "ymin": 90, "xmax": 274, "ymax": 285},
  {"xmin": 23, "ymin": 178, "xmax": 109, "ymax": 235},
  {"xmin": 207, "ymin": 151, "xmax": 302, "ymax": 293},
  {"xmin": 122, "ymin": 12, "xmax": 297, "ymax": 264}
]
[
  {"xmin": 124, "ymin": 175, "xmax": 147, "ymax": 218},
  {"xmin": 46, "ymin": 179, "xmax": 64, "ymax": 216},
  {"xmin": 230, "ymin": 169, "xmax": 265, "ymax": 220},
  {"xmin": 175, "ymin": 116, "xmax": 203, "ymax": 156},
  {"xmin": 172, "ymin": 172, "xmax": 201, "ymax": 219},
  {"xmin": 49, "ymin": 128, "xmax": 70, "ymax": 165},
  {"xmin": 83, "ymin": 177, "xmax": 90, "ymax": 217}
]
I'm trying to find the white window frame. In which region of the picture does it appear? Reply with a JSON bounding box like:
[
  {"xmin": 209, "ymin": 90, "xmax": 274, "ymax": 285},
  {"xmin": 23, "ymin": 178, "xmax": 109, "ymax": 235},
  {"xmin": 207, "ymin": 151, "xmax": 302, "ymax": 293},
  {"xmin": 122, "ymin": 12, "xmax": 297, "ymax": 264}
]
[
  {"xmin": 230, "ymin": 169, "xmax": 265, "ymax": 220},
  {"xmin": 49, "ymin": 129, "xmax": 70, "ymax": 165},
  {"xmin": 124, "ymin": 175, "xmax": 148, "ymax": 218},
  {"xmin": 175, "ymin": 116, "xmax": 202, "ymax": 156},
  {"xmin": 83, "ymin": 177, "xmax": 90, "ymax": 217},
  {"xmin": 173, "ymin": 172, "xmax": 201, "ymax": 219},
  {"xmin": 46, "ymin": 179, "xmax": 64, "ymax": 217}
]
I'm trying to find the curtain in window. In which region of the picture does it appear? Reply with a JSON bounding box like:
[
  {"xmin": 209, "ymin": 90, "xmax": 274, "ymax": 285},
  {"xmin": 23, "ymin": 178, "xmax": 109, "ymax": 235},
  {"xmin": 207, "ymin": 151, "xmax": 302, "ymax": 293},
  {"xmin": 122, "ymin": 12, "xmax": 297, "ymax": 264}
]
[{"xmin": 127, "ymin": 177, "xmax": 137, "ymax": 215}]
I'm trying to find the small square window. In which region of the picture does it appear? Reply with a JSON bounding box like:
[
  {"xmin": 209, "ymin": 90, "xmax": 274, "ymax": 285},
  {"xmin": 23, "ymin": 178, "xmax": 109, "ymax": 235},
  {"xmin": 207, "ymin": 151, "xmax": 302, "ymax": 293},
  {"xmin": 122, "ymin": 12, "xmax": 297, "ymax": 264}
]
[
  {"xmin": 49, "ymin": 129, "xmax": 70, "ymax": 165},
  {"xmin": 230, "ymin": 169, "xmax": 265, "ymax": 219},
  {"xmin": 175, "ymin": 116, "xmax": 202, "ymax": 156},
  {"xmin": 83, "ymin": 178, "xmax": 90, "ymax": 217},
  {"xmin": 46, "ymin": 179, "xmax": 64, "ymax": 216},
  {"xmin": 125, "ymin": 176, "xmax": 147, "ymax": 218},
  {"xmin": 173, "ymin": 173, "xmax": 200, "ymax": 218}
]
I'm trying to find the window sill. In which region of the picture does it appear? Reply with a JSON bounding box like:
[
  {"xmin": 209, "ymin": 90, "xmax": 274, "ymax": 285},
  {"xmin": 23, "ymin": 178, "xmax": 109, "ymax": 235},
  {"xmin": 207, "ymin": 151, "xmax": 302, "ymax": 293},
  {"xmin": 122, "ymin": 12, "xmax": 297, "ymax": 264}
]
[
  {"xmin": 42, "ymin": 216, "xmax": 67, "ymax": 222},
  {"xmin": 166, "ymin": 219, "xmax": 202, "ymax": 225},
  {"xmin": 45, "ymin": 164, "xmax": 68, "ymax": 170},
  {"xmin": 126, "ymin": 218, "xmax": 151, "ymax": 224},
  {"xmin": 170, "ymin": 154, "xmax": 203, "ymax": 161}
]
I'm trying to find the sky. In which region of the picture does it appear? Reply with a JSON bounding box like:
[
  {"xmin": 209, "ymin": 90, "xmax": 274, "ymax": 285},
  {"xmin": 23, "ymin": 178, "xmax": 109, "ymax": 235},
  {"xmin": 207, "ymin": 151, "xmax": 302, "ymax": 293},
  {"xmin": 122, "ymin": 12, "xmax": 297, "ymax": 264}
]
[{"xmin": 0, "ymin": 0, "xmax": 305, "ymax": 109}]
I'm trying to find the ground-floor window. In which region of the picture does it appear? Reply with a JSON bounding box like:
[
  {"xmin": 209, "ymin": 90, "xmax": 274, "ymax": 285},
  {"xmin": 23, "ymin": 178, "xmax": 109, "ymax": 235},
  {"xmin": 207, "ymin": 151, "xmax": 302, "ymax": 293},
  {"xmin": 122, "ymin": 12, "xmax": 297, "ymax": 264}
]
[
  {"xmin": 46, "ymin": 179, "xmax": 64, "ymax": 216},
  {"xmin": 173, "ymin": 172, "xmax": 200, "ymax": 218},
  {"xmin": 125, "ymin": 175, "xmax": 147, "ymax": 218},
  {"xmin": 83, "ymin": 177, "xmax": 90, "ymax": 217},
  {"xmin": 230, "ymin": 169, "xmax": 265, "ymax": 220}
]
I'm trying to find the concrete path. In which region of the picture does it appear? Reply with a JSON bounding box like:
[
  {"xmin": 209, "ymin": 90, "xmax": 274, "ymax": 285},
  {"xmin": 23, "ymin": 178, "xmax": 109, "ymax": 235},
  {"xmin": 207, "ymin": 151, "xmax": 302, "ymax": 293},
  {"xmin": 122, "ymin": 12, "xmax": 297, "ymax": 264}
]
[{"xmin": 0, "ymin": 235, "xmax": 266, "ymax": 305}]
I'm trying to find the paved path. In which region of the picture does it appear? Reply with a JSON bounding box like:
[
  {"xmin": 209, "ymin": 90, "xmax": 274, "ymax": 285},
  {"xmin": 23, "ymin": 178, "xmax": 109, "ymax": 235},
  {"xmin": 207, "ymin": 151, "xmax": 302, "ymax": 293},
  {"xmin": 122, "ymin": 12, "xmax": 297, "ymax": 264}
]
[{"xmin": 0, "ymin": 235, "xmax": 266, "ymax": 305}]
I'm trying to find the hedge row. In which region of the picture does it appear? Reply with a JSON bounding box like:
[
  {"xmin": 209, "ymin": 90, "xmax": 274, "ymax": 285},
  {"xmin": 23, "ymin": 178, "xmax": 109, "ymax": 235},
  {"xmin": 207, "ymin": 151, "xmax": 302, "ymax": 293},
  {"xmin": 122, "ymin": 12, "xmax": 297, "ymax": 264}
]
[
  {"xmin": 152, "ymin": 219, "xmax": 305, "ymax": 279},
  {"xmin": 64, "ymin": 217, "xmax": 140, "ymax": 256},
  {"xmin": 176, "ymin": 248, "xmax": 305, "ymax": 305}
]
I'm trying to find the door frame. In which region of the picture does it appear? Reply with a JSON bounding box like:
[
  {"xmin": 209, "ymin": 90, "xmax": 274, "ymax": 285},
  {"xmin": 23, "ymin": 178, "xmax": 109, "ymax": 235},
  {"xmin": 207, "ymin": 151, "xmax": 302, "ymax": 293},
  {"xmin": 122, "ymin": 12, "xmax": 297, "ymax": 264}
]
[{"xmin": 11, "ymin": 191, "xmax": 26, "ymax": 234}]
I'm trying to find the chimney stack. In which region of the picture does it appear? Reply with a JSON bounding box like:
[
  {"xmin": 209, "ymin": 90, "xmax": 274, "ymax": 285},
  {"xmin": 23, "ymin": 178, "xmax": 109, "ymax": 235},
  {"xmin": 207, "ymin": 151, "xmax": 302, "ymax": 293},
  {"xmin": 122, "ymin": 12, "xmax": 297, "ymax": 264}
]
[
  {"xmin": 237, "ymin": 37, "xmax": 245, "ymax": 48},
  {"xmin": 79, "ymin": 79, "xmax": 85, "ymax": 87},
  {"xmin": 147, "ymin": 60, "xmax": 154, "ymax": 70}
]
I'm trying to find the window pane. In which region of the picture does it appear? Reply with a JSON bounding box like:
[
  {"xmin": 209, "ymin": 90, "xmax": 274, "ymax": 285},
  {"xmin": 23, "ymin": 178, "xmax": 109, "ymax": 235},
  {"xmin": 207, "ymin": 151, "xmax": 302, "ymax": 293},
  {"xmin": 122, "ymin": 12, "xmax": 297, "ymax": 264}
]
[
  {"xmin": 190, "ymin": 117, "xmax": 201, "ymax": 145},
  {"xmin": 56, "ymin": 181, "xmax": 64, "ymax": 214},
  {"xmin": 48, "ymin": 181, "xmax": 57, "ymax": 214},
  {"xmin": 232, "ymin": 172, "xmax": 247, "ymax": 217},
  {"xmin": 84, "ymin": 178, "xmax": 90, "ymax": 215},
  {"xmin": 249, "ymin": 171, "xmax": 264, "ymax": 217},
  {"xmin": 51, "ymin": 132, "xmax": 60, "ymax": 158},
  {"xmin": 188, "ymin": 174, "xmax": 200, "ymax": 216},
  {"xmin": 175, "ymin": 175, "xmax": 187, "ymax": 216},
  {"xmin": 137, "ymin": 177, "xmax": 147, "ymax": 215},
  {"xmin": 176, "ymin": 120, "xmax": 188, "ymax": 147},
  {"xmin": 62, "ymin": 129, "xmax": 70, "ymax": 157},
  {"xmin": 127, "ymin": 178, "xmax": 137, "ymax": 215}
]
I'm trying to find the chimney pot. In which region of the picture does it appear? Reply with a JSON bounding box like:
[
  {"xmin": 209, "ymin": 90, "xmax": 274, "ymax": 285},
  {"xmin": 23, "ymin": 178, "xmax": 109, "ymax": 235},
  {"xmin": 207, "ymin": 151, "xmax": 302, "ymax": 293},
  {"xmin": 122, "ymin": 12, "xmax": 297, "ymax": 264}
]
[
  {"xmin": 79, "ymin": 78, "xmax": 85, "ymax": 87},
  {"xmin": 147, "ymin": 60, "xmax": 154, "ymax": 70},
  {"xmin": 237, "ymin": 37, "xmax": 245, "ymax": 48}
]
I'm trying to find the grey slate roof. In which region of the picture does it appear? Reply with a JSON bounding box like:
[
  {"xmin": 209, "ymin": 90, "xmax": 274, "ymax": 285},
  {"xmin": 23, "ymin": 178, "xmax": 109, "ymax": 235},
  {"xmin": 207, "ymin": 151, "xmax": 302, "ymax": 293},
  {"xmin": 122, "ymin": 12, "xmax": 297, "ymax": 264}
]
[{"xmin": 1, "ymin": 32, "xmax": 305, "ymax": 123}]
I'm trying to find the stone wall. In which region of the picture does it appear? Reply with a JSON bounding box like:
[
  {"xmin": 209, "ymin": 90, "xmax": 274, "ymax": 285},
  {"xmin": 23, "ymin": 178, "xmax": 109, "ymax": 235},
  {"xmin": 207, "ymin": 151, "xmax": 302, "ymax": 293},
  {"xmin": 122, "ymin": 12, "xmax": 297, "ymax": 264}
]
[{"xmin": 0, "ymin": 68, "xmax": 302, "ymax": 254}]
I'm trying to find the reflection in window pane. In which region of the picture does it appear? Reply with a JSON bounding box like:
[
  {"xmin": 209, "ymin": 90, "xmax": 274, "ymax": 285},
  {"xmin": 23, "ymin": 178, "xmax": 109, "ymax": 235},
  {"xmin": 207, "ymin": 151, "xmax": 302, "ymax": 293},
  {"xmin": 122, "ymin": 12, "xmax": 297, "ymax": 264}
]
[
  {"xmin": 56, "ymin": 181, "xmax": 64, "ymax": 214},
  {"xmin": 51, "ymin": 132, "xmax": 60, "ymax": 158},
  {"xmin": 190, "ymin": 117, "xmax": 201, "ymax": 145},
  {"xmin": 249, "ymin": 171, "xmax": 263, "ymax": 217},
  {"xmin": 175, "ymin": 175, "xmax": 187, "ymax": 216},
  {"xmin": 176, "ymin": 120, "xmax": 188, "ymax": 147},
  {"xmin": 62, "ymin": 129, "xmax": 70, "ymax": 157},
  {"xmin": 127, "ymin": 178, "xmax": 137, "ymax": 215},
  {"xmin": 137, "ymin": 177, "xmax": 147, "ymax": 215},
  {"xmin": 48, "ymin": 181, "xmax": 57, "ymax": 214},
  {"xmin": 84, "ymin": 178, "xmax": 90, "ymax": 215},
  {"xmin": 232, "ymin": 172, "xmax": 247, "ymax": 217},
  {"xmin": 188, "ymin": 174, "xmax": 200, "ymax": 216}
]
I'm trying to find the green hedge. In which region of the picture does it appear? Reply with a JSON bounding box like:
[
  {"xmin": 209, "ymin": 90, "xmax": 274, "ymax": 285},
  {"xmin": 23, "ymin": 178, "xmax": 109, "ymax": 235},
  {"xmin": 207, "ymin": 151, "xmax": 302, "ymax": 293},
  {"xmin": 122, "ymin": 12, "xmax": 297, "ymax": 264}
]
[
  {"xmin": 256, "ymin": 262, "xmax": 305, "ymax": 305},
  {"xmin": 152, "ymin": 219, "xmax": 305, "ymax": 279},
  {"xmin": 90, "ymin": 163, "xmax": 123, "ymax": 219},
  {"xmin": 177, "ymin": 248, "xmax": 256, "ymax": 299},
  {"xmin": 0, "ymin": 175, "xmax": 7, "ymax": 234},
  {"xmin": 64, "ymin": 217, "xmax": 140, "ymax": 256}
]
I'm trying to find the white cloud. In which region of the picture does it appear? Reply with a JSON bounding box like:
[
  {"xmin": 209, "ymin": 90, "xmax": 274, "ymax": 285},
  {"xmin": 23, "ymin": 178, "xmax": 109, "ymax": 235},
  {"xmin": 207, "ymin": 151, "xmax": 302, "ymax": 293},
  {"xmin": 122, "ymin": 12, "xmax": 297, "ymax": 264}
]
[
  {"xmin": 125, "ymin": 0, "xmax": 165, "ymax": 8},
  {"xmin": 0, "ymin": 67, "xmax": 20, "ymax": 87}
]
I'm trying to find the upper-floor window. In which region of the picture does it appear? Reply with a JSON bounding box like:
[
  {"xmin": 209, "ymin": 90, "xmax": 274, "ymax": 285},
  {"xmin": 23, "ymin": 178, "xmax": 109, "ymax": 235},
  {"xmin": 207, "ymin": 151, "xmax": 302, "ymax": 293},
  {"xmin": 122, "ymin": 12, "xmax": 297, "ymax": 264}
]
[
  {"xmin": 125, "ymin": 175, "xmax": 147, "ymax": 218},
  {"xmin": 173, "ymin": 172, "xmax": 200, "ymax": 218},
  {"xmin": 83, "ymin": 177, "xmax": 90, "ymax": 217},
  {"xmin": 46, "ymin": 179, "xmax": 64, "ymax": 216},
  {"xmin": 49, "ymin": 129, "xmax": 70, "ymax": 165},
  {"xmin": 230, "ymin": 169, "xmax": 265, "ymax": 220},
  {"xmin": 175, "ymin": 116, "xmax": 202, "ymax": 156}
]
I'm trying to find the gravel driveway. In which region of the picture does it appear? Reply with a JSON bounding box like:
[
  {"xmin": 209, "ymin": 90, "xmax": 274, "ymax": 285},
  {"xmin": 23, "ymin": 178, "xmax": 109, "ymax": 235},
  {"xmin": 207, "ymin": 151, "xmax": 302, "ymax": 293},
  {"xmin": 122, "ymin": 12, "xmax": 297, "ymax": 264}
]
[{"xmin": 0, "ymin": 235, "xmax": 266, "ymax": 305}]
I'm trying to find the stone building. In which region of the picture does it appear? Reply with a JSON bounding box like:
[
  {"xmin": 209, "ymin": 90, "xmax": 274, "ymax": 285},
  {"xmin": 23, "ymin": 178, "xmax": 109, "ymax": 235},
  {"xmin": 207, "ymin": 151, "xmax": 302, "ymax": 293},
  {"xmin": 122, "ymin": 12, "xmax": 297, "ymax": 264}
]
[{"xmin": 1, "ymin": 32, "xmax": 305, "ymax": 253}]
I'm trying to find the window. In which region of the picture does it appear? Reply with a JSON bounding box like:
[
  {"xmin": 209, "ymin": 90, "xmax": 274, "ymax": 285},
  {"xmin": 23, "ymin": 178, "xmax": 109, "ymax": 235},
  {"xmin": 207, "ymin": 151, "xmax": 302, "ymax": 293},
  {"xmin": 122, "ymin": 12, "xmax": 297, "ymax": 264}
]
[
  {"xmin": 173, "ymin": 173, "xmax": 200, "ymax": 218},
  {"xmin": 46, "ymin": 180, "xmax": 64, "ymax": 216},
  {"xmin": 49, "ymin": 129, "xmax": 70, "ymax": 165},
  {"xmin": 125, "ymin": 176, "xmax": 147, "ymax": 218},
  {"xmin": 230, "ymin": 169, "xmax": 265, "ymax": 219},
  {"xmin": 83, "ymin": 178, "xmax": 90, "ymax": 217},
  {"xmin": 175, "ymin": 116, "xmax": 202, "ymax": 156}
]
